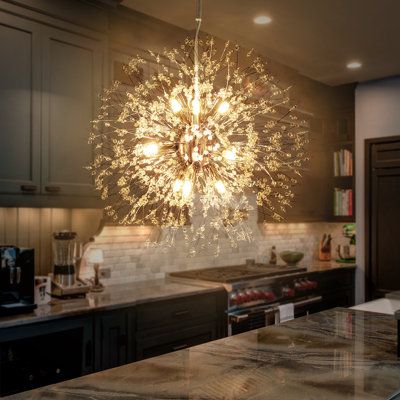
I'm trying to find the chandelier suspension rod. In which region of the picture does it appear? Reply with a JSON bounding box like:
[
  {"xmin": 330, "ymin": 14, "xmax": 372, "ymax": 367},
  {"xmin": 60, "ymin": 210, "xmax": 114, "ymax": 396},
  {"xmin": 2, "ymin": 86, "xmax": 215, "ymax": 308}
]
[{"xmin": 193, "ymin": 0, "xmax": 202, "ymax": 123}]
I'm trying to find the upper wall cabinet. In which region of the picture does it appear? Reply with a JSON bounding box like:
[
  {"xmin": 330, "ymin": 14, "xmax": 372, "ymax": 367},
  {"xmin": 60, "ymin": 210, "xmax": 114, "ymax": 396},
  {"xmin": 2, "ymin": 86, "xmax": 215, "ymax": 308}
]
[
  {"xmin": 0, "ymin": 4, "xmax": 106, "ymax": 207},
  {"xmin": 41, "ymin": 27, "xmax": 103, "ymax": 197},
  {"xmin": 0, "ymin": 12, "xmax": 41, "ymax": 195}
]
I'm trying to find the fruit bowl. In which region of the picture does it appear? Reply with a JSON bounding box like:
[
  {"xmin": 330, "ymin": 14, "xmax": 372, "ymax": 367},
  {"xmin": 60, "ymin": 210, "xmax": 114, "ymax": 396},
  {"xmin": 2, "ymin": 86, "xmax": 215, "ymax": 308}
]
[{"xmin": 280, "ymin": 251, "xmax": 304, "ymax": 266}]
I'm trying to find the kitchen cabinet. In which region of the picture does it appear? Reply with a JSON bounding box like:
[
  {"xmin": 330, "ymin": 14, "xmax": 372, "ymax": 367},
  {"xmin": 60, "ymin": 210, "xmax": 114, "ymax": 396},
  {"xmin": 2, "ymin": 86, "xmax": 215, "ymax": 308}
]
[
  {"xmin": 94, "ymin": 308, "xmax": 130, "ymax": 371},
  {"xmin": 0, "ymin": 315, "xmax": 93, "ymax": 397},
  {"xmin": 135, "ymin": 291, "xmax": 227, "ymax": 361},
  {"xmin": 0, "ymin": 11, "xmax": 41, "ymax": 195},
  {"xmin": 366, "ymin": 136, "xmax": 400, "ymax": 299},
  {"xmin": 315, "ymin": 267, "xmax": 355, "ymax": 310},
  {"xmin": 136, "ymin": 321, "xmax": 218, "ymax": 360},
  {"xmin": 0, "ymin": 3, "xmax": 105, "ymax": 207},
  {"xmin": 41, "ymin": 26, "xmax": 103, "ymax": 198}
]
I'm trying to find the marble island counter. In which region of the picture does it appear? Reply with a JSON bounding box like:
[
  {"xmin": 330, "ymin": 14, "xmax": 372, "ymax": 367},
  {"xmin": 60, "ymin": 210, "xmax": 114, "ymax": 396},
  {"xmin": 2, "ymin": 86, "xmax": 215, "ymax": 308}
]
[{"xmin": 7, "ymin": 308, "xmax": 400, "ymax": 400}]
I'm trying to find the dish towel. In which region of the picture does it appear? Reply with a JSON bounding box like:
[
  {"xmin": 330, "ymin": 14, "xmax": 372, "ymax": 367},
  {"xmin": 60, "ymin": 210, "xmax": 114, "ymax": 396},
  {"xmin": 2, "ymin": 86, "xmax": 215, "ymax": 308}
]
[{"xmin": 275, "ymin": 303, "xmax": 294, "ymax": 324}]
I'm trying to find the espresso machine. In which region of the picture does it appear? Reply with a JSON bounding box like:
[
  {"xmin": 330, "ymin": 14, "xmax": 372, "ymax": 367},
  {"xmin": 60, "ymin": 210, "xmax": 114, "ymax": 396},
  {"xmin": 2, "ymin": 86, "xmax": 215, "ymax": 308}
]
[
  {"xmin": 51, "ymin": 231, "xmax": 90, "ymax": 298},
  {"xmin": 0, "ymin": 246, "xmax": 36, "ymax": 315}
]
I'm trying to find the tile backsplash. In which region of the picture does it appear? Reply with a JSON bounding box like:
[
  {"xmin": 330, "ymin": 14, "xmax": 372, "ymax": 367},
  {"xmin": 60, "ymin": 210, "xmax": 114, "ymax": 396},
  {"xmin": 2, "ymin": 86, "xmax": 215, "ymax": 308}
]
[
  {"xmin": 81, "ymin": 218, "xmax": 351, "ymax": 285},
  {"xmin": 0, "ymin": 207, "xmax": 352, "ymax": 284}
]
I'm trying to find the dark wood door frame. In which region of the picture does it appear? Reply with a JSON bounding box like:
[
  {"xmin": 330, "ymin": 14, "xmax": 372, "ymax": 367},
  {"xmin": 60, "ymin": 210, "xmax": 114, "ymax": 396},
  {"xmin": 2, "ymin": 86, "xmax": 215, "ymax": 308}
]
[{"xmin": 365, "ymin": 135, "xmax": 400, "ymax": 300}]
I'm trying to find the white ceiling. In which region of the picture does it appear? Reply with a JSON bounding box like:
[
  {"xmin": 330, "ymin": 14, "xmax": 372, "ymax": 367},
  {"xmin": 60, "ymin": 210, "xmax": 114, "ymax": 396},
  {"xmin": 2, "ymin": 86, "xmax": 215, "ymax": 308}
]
[{"xmin": 122, "ymin": 0, "xmax": 400, "ymax": 86}]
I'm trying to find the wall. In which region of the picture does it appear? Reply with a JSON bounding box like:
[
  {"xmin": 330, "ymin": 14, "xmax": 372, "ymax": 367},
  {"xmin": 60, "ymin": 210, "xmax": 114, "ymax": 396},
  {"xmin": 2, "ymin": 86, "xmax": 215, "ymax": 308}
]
[
  {"xmin": 80, "ymin": 215, "xmax": 347, "ymax": 285},
  {"xmin": 0, "ymin": 208, "xmax": 102, "ymax": 275},
  {"xmin": 0, "ymin": 207, "xmax": 348, "ymax": 283},
  {"xmin": 355, "ymin": 75, "xmax": 400, "ymax": 303}
]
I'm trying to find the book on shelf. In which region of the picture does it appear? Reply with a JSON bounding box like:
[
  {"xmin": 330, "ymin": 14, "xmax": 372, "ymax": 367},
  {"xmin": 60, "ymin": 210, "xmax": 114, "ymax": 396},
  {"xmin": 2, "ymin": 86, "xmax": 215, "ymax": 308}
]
[
  {"xmin": 333, "ymin": 149, "xmax": 353, "ymax": 176},
  {"xmin": 333, "ymin": 188, "xmax": 353, "ymax": 216}
]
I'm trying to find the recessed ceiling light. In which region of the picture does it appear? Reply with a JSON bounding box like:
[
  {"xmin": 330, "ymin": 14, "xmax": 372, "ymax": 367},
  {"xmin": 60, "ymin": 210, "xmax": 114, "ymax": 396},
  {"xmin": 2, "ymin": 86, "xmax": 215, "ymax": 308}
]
[
  {"xmin": 254, "ymin": 15, "xmax": 272, "ymax": 25},
  {"xmin": 347, "ymin": 61, "xmax": 362, "ymax": 69}
]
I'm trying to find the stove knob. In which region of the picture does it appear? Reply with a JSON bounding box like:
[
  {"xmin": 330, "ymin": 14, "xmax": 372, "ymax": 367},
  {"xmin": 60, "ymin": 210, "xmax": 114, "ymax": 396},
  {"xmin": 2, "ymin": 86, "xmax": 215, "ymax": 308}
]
[
  {"xmin": 246, "ymin": 290, "xmax": 256, "ymax": 301},
  {"xmin": 310, "ymin": 280, "xmax": 318, "ymax": 289},
  {"xmin": 282, "ymin": 286, "xmax": 295, "ymax": 297},
  {"xmin": 235, "ymin": 292, "xmax": 245, "ymax": 304},
  {"xmin": 294, "ymin": 280, "xmax": 303, "ymax": 291},
  {"xmin": 263, "ymin": 290, "xmax": 276, "ymax": 301},
  {"xmin": 252, "ymin": 290, "xmax": 262, "ymax": 300}
]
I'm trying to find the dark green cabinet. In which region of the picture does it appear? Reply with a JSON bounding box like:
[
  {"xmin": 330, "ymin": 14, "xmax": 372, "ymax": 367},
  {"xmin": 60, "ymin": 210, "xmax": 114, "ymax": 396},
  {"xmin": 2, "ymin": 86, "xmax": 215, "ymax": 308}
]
[
  {"xmin": 0, "ymin": 11, "xmax": 41, "ymax": 195},
  {"xmin": 136, "ymin": 321, "xmax": 218, "ymax": 360},
  {"xmin": 135, "ymin": 291, "xmax": 227, "ymax": 361},
  {"xmin": 41, "ymin": 26, "xmax": 103, "ymax": 198},
  {"xmin": 0, "ymin": 315, "xmax": 93, "ymax": 397},
  {"xmin": 0, "ymin": 3, "xmax": 105, "ymax": 206},
  {"xmin": 94, "ymin": 309, "xmax": 130, "ymax": 371}
]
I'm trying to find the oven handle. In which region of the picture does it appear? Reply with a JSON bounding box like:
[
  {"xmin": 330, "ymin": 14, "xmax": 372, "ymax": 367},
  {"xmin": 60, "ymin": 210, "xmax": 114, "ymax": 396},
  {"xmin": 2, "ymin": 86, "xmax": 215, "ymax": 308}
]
[
  {"xmin": 229, "ymin": 296, "xmax": 323, "ymax": 323},
  {"xmin": 293, "ymin": 295, "xmax": 322, "ymax": 308},
  {"xmin": 264, "ymin": 296, "xmax": 322, "ymax": 314}
]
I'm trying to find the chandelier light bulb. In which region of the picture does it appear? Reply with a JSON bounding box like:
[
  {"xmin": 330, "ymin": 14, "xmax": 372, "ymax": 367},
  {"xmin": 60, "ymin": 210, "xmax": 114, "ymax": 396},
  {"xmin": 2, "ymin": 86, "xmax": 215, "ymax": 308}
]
[
  {"xmin": 217, "ymin": 101, "xmax": 230, "ymax": 114},
  {"xmin": 215, "ymin": 180, "xmax": 226, "ymax": 194},
  {"xmin": 192, "ymin": 97, "xmax": 200, "ymax": 115},
  {"xmin": 142, "ymin": 142, "xmax": 159, "ymax": 157},
  {"xmin": 171, "ymin": 98, "xmax": 182, "ymax": 113},
  {"xmin": 182, "ymin": 180, "xmax": 192, "ymax": 198},
  {"xmin": 223, "ymin": 147, "xmax": 237, "ymax": 161},
  {"xmin": 173, "ymin": 179, "xmax": 183, "ymax": 192}
]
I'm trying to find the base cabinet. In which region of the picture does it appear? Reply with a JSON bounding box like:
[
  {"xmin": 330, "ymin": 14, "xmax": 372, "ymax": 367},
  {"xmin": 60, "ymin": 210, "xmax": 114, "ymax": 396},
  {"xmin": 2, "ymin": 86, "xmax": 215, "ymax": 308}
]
[
  {"xmin": 136, "ymin": 322, "xmax": 218, "ymax": 360},
  {"xmin": 94, "ymin": 309, "xmax": 130, "ymax": 372},
  {"xmin": 0, "ymin": 315, "xmax": 93, "ymax": 397}
]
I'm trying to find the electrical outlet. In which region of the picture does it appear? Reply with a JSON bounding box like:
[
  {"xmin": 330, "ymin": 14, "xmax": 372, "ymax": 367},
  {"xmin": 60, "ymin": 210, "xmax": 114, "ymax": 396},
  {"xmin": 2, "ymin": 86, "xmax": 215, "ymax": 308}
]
[{"xmin": 100, "ymin": 268, "xmax": 111, "ymax": 279}]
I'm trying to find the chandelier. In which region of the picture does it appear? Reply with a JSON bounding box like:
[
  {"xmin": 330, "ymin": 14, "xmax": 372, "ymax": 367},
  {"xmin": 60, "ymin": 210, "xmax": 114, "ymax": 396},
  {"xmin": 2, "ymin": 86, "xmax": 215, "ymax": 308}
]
[{"xmin": 89, "ymin": 0, "xmax": 309, "ymax": 254}]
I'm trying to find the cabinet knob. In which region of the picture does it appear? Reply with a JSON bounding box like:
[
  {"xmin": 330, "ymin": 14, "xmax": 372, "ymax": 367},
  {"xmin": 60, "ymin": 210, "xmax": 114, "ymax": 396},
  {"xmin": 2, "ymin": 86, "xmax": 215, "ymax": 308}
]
[
  {"xmin": 45, "ymin": 186, "xmax": 61, "ymax": 193},
  {"xmin": 20, "ymin": 184, "xmax": 37, "ymax": 192}
]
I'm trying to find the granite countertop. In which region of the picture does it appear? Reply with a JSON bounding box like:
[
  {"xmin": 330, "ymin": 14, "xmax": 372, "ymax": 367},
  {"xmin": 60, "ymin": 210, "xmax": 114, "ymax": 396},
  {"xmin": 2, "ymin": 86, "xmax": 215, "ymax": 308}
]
[
  {"xmin": 7, "ymin": 308, "xmax": 400, "ymax": 400},
  {"xmin": 0, "ymin": 262, "xmax": 356, "ymax": 329},
  {"xmin": 0, "ymin": 279, "xmax": 223, "ymax": 329},
  {"xmin": 303, "ymin": 260, "xmax": 356, "ymax": 272}
]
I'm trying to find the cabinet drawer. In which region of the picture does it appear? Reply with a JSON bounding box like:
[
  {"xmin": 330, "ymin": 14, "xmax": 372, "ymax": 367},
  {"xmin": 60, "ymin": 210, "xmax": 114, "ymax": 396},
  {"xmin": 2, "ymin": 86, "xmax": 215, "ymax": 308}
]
[
  {"xmin": 136, "ymin": 293, "xmax": 218, "ymax": 331},
  {"xmin": 317, "ymin": 269, "xmax": 354, "ymax": 292},
  {"xmin": 136, "ymin": 322, "xmax": 217, "ymax": 361}
]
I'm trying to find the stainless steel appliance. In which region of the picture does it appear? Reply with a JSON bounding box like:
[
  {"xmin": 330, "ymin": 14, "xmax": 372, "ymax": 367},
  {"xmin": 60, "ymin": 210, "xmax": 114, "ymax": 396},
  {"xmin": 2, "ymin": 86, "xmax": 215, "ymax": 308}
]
[
  {"xmin": 170, "ymin": 264, "xmax": 322, "ymax": 335},
  {"xmin": 0, "ymin": 246, "xmax": 36, "ymax": 315},
  {"xmin": 51, "ymin": 231, "xmax": 90, "ymax": 298}
]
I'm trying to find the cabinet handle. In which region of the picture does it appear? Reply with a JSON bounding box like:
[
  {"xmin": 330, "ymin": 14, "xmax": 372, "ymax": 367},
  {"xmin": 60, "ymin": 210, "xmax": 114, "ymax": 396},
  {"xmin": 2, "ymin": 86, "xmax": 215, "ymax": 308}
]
[
  {"xmin": 20, "ymin": 185, "xmax": 37, "ymax": 192},
  {"xmin": 172, "ymin": 343, "xmax": 188, "ymax": 351},
  {"xmin": 45, "ymin": 186, "xmax": 61, "ymax": 193},
  {"xmin": 173, "ymin": 309, "xmax": 189, "ymax": 317}
]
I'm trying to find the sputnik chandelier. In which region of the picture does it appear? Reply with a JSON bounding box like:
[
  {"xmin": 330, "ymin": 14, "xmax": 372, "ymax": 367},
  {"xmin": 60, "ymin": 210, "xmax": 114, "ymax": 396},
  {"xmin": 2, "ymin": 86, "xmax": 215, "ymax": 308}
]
[{"xmin": 89, "ymin": 0, "xmax": 309, "ymax": 254}]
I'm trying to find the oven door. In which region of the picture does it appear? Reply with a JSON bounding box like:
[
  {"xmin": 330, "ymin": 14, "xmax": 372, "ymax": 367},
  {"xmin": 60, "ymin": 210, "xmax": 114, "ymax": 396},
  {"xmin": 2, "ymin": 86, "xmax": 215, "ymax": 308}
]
[
  {"xmin": 228, "ymin": 303, "xmax": 278, "ymax": 336},
  {"xmin": 228, "ymin": 296, "xmax": 322, "ymax": 336}
]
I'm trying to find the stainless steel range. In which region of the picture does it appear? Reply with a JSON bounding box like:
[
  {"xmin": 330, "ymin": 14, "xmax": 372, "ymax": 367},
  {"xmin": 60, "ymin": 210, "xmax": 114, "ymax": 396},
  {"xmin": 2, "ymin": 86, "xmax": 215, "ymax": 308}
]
[{"xmin": 170, "ymin": 264, "xmax": 322, "ymax": 335}]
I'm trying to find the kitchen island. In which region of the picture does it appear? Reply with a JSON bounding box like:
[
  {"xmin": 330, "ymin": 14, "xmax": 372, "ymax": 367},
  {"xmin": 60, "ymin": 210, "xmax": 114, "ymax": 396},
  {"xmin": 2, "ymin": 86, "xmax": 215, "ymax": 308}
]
[{"xmin": 7, "ymin": 308, "xmax": 400, "ymax": 400}]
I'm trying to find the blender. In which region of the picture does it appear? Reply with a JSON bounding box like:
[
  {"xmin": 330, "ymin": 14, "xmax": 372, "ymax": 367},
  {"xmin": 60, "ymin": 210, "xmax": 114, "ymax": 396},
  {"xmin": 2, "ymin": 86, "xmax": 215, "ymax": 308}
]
[{"xmin": 51, "ymin": 230, "xmax": 90, "ymax": 298}]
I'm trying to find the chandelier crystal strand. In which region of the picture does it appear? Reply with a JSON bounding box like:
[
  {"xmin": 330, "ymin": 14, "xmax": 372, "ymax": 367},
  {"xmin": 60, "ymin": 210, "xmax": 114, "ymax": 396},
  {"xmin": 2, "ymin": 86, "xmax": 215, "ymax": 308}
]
[{"xmin": 88, "ymin": 1, "xmax": 309, "ymax": 256}]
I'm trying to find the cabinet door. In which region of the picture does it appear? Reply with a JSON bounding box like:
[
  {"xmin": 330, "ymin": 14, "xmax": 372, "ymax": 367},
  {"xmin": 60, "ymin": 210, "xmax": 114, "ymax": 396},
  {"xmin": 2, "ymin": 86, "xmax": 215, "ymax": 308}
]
[
  {"xmin": 95, "ymin": 310, "xmax": 128, "ymax": 371},
  {"xmin": 0, "ymin": 11, "xmax": 41, "ymax": 194},
  {"xmin": 41, "ymin": 26, "xmax": 104, "ymax": 197},
  {"xmin": 136, "ymin": 322, "xmax": 218, "ymax": 361}
]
